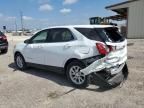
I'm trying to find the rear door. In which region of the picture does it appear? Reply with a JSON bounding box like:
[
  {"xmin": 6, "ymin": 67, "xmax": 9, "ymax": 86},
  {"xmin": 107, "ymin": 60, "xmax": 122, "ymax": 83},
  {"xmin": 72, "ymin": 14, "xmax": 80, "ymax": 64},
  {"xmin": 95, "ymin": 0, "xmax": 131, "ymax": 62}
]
[
  {"xmin": 105, "ymin": 40, "xmax": 127, "ymax": 64},
  {"xmin": 103, "ymin": 27, "xmax": 127, "ymax": 64},
  {"xmin": 43, "ymin": 28, "xmax": 75, "ymax": 67}
]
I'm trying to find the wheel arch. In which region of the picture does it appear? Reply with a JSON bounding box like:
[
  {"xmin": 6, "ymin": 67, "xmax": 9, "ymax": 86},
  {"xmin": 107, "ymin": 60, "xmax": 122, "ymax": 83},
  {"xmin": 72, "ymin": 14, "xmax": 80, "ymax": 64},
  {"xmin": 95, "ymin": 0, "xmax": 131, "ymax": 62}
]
[
  {"xmin": 14, "ymin": 51, "xmax": 22, "ymax": 57},
  {"xmin": 14, "ymin": 51, "xmax": 27, "ymax": 70},
  {"xmin": 14, "ymin": 51, "xmax": 25, "ymax": 61},
  {"xmin": 64, "ymin": 58, "xmax": 85, "ymax": 73}
]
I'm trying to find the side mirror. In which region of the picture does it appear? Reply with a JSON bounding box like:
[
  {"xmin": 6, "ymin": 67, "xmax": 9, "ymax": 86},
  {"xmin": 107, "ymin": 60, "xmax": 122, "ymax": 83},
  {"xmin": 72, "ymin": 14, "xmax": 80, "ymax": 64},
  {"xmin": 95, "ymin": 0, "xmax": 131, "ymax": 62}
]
[{"xmin": 24, "ymin": 39, "xmax": 30, "ymax": 44}]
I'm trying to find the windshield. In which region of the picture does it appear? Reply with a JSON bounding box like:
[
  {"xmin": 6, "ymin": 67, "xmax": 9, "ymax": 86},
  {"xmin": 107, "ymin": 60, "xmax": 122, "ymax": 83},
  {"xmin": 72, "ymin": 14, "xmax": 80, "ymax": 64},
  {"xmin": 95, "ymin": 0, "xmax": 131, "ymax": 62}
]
[{"xmin": 75, "ymin": 27, "xmax": 125, "ymax": 42}]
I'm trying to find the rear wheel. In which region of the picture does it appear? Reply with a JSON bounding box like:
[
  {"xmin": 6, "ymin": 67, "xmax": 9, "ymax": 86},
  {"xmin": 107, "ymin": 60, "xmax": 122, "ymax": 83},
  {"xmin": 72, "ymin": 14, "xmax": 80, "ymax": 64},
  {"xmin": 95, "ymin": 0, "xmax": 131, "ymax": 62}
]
[
  {"xmin": 66, "ymin": 61, "xmax": 90, "ymax": 88},
  {"xmin": 14, "ymin": 53, "xmax": 27, "ymax": 70}
]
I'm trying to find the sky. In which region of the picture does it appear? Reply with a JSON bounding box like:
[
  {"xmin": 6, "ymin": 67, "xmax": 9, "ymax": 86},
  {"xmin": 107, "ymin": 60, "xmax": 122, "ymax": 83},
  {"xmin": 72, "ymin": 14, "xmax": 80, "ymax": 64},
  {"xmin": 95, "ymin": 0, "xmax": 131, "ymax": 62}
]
[{"xmin": 0, "ymin": 0, "xmax": 125, "ymax": 30}]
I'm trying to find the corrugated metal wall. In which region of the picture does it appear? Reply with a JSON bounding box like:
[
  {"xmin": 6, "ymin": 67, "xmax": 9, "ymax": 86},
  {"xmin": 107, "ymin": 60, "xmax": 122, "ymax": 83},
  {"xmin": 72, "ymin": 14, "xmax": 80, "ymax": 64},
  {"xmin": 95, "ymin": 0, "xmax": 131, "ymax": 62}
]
[{"xmin": 128, "ymin": 0, "xmax": 144, "ymax": 38}]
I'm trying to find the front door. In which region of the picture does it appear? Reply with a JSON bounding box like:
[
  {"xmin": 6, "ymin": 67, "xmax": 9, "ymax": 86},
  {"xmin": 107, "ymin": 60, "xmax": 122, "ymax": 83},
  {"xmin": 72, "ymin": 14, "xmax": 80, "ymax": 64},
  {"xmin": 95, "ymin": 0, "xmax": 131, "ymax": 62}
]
[{"xmin": 23, "ymin": 30, "xmax": 48, "ymax": 65}]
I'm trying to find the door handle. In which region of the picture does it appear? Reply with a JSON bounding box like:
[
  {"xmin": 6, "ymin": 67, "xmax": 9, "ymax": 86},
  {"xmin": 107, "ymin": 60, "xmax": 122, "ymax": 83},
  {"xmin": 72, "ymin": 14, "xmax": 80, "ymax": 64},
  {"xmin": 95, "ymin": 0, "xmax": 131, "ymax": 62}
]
[{"xmin": 64, "ymin": 44, "xmax": 72, "ymax": 49}]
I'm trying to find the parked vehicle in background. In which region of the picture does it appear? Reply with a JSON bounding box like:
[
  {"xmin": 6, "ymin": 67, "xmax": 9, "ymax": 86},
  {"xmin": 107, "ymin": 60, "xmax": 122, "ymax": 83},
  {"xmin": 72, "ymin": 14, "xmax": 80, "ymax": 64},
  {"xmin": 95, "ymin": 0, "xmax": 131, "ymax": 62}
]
[
  {"xmin": 14, "ymin": 25, "xmax": 128, "ymax": 88},
  {"xmin": 23, "ymin": 31, "xmax": 32, "ymax": 36},
  {"xmin": 0, "ymin": 31, "xmax": 8, "ymax": 54}
]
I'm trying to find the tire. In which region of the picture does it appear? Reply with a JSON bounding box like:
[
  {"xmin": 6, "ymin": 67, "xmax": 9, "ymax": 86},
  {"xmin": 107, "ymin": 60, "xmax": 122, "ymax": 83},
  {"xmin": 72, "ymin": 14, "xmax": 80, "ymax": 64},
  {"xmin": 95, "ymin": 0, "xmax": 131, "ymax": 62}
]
[
  {"xmin": 1, "ymin": 49, "xmax": 8, "ymax": 54},
  {"xmin": 14, "ymin": 53, "xmax": 27, "ymax": 70},
  {"xmin": 66, "ymin": 61, "xmax": 90, "ymax": 88}
]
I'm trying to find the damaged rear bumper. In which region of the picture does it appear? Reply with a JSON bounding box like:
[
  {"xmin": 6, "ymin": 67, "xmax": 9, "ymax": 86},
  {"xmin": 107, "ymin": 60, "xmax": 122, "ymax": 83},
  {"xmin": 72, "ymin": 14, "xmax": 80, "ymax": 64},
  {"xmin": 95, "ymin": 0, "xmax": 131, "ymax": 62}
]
[{"xmin": 80, "ymin": 55, "xmax": 128, "ymax": 85}]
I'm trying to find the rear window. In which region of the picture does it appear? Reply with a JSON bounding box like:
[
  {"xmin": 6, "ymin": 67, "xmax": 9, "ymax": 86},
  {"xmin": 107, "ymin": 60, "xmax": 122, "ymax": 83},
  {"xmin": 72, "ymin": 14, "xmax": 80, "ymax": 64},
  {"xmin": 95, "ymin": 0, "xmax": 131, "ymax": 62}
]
[
  {"xmin": 75, "ymin": 27, "xmax": 124, "ymax": 42},
  {"xmin": 104, "ymin": 28, "xmax": 124, "ymax": 42},
  {"xmin": 0, "ymin": 31, "xmax": 4, "ymax": 36}
]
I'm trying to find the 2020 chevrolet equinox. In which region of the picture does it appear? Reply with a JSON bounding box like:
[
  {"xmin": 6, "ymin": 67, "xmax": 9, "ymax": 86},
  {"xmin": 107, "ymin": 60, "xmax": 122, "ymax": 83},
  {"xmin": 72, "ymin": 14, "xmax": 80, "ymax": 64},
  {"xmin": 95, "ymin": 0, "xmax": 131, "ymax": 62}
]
[{"xmin": 14, "ymin": 25, "xmax": 128, "ymax": 88}]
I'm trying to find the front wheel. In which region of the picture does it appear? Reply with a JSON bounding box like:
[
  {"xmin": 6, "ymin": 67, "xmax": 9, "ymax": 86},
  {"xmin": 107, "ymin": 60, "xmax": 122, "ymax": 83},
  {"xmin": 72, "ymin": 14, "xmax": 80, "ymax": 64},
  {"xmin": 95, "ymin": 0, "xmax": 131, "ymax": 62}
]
[
  {"xmin": 66, "ymin": 61, "xmax": 90, "ymax": 88},
  {"xmin": 14, "ymin": 53, "xmax": 27, "ymax": 70}
]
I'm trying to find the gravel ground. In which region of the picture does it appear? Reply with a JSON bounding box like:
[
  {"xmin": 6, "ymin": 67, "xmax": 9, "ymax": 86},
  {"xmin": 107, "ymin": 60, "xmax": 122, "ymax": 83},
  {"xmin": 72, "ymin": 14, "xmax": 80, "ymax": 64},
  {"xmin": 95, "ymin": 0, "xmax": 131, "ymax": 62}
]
[{"xmin": 0, "ymin": 35, "xmax": 144, "ymax": 108}]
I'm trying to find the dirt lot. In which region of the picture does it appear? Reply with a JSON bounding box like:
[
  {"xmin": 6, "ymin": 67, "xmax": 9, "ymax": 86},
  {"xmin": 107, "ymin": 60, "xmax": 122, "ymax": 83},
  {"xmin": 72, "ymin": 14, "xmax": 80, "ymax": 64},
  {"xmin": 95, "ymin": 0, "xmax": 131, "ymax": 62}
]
[{"xmin": 0, "ymin": 35, "xmax": 144, "ymax": 108}]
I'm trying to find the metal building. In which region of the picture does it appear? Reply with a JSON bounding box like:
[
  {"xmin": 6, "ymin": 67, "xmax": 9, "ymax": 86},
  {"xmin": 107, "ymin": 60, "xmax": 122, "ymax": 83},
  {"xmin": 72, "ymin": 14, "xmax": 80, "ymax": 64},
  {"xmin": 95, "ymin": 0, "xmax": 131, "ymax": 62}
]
[{"xmin": 106, "ymin": 0, "xmax": 144, "ymax": 39}]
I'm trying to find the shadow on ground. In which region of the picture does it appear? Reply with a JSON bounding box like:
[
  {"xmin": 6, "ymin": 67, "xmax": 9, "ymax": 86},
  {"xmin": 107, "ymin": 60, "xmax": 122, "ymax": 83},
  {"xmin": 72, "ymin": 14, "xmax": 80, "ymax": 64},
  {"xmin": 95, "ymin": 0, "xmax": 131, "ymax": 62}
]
[{"xmin": 8, "ymin": 63, "xmax": 119, "ymax": 93}]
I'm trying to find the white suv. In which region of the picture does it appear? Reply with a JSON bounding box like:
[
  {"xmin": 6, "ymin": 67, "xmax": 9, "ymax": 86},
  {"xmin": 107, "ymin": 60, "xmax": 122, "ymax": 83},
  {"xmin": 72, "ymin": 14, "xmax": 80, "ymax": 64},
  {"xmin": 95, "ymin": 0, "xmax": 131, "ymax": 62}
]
[{"xmin": 14, "ymin": 25, "xmax": 128, "ymax": 88}]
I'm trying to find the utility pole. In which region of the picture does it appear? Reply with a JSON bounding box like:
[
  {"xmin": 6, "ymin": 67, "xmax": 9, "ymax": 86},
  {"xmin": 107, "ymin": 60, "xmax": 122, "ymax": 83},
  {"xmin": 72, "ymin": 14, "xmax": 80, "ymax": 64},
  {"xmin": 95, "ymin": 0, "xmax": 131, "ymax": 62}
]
[
  {"xmin": 15, "ymin": 18, "xmax": 17, "ymax": 33},
  {"xmin": 20, "ymin": 11, "xmax": 24, "ymax": 35}
]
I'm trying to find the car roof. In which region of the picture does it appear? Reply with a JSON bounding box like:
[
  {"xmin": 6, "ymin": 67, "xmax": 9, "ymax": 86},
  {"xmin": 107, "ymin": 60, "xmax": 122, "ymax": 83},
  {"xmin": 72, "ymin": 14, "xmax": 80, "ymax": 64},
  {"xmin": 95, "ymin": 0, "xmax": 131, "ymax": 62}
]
[{"xmin": 41, "ymin": 25, "xmax": 115, "ymax": 30}]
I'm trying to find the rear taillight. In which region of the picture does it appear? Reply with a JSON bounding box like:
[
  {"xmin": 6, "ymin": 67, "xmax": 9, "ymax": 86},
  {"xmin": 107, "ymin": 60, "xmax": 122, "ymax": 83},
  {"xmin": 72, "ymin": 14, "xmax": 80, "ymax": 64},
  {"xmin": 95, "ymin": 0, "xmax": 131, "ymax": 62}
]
[
  {"xmin": 96, "ymin": 43, "xmax": 113, "ymax": 55},
  {"xmin": 96, "ymin": 43, "xmax": 108, "ymax": 55}
]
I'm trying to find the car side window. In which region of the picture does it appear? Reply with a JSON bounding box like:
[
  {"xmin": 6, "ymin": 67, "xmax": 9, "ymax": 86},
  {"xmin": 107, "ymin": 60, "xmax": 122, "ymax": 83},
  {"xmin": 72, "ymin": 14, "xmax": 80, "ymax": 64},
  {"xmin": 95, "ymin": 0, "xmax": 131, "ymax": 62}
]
[
  {"xmin": 75, "ymin": 28, "xmax": 103, "ymax": 42},
  {"xmin": 47, "ymin": 28, "xmax": 74, "ymax": 42},
  {"xmin": 30, "ymin": 30, "xmax": 48, "ymax": 44}
]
